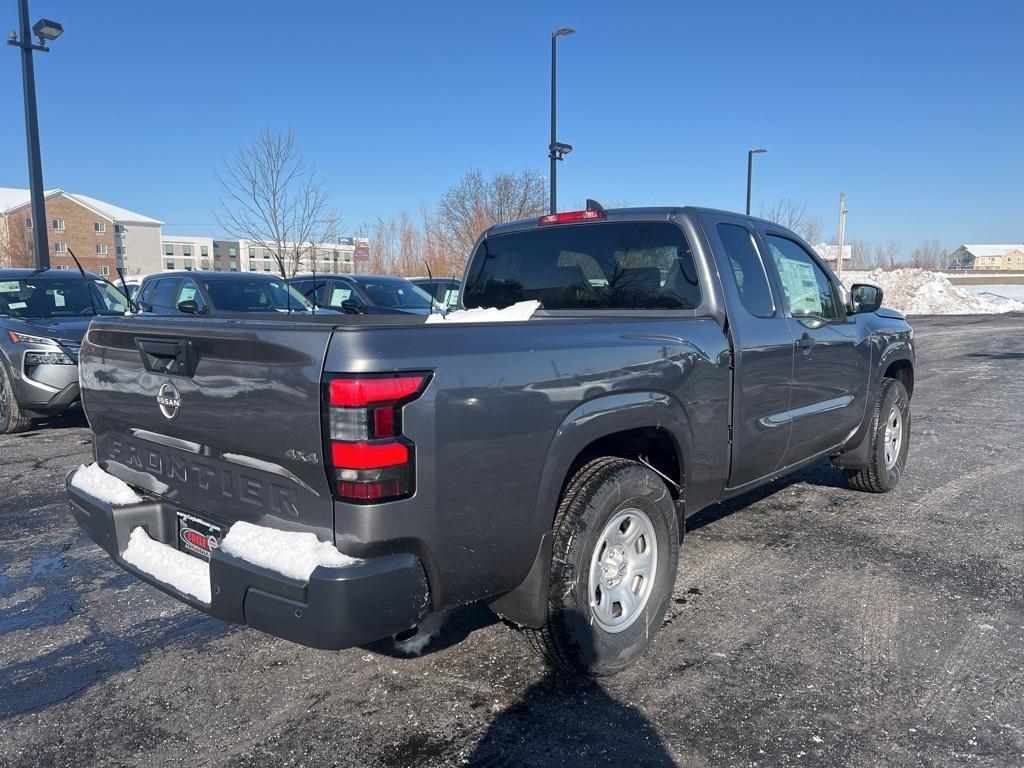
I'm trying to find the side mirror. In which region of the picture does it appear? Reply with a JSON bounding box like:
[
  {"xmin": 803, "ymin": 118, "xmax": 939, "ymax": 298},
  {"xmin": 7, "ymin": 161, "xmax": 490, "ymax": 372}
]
[
  {"xmin": 340, "ymin": 300, "xmax": 363, "ymax": 315},
  {"xmin": 178, "ymin": 299, "xmax": 200, "ymax": 314},
  {"xmin": 850, "ymin": 283, "xmax": 883, "ymax": 314}
]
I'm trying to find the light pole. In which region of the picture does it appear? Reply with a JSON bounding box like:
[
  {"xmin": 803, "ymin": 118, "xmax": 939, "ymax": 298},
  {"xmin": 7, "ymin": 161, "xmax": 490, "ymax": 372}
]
[
  {"xmin": 7, "ymin": 0, "xmax": 62, "ymax": 270},
  {"xmin": 549, "ymin": 27, "xmax": 574, "ymax": 214},
  {"xmin": 746, "ymin": 148, "xmax": 766, "ymax": 216}
]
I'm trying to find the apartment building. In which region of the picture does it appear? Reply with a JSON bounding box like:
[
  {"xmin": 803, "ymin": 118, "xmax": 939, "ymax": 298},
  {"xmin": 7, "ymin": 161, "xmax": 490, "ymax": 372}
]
[
  {"xmin": 237, "ymin": 238, "xmax": 359, "ymax": 274},
  {"xmin": 948, "ymin": 244, "xmax": 1024, "ymax": 270},
  {"xmin": 0, "ymin": 188, "xmax": 162, "ymax": 276}
]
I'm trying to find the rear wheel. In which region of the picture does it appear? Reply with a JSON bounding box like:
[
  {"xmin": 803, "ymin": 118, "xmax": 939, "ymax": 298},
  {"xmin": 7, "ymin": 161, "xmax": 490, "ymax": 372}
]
[
  {"xmin": 844, "ymin": 377, "xmax": 910, "ymax": 493},
  {"xmin": 525, "ymin": 457, "xmax": 679, "ymax": 676},
  {"xmin": 0, "ymin": 365, "xmax": 32, "ymax": 434}
]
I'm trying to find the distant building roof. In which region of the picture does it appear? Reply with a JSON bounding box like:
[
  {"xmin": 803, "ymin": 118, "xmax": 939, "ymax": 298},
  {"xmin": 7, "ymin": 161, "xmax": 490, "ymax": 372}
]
[
  {"xmin": 956, "ymin": 244, "xmax": 1024, "ymax": 257},
  {"xmin": 813, "ymin": 243, "xmax": 852, "ymax": 261},
  {"xmin": 0, "ymin": 187, "xmax": 162, "ymax": 225}
]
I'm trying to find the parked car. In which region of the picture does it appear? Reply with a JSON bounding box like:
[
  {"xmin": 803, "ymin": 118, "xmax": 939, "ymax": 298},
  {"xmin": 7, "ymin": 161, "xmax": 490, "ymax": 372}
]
[
  {"xmin": 289, "ymin": 274, "xmax": 441, "ymax": 315},
  {"xmin": 136, "ymin": 271, "xmax": 316, "ymax": 315},
  {"xmin": 0, "ymin": 268, "xmax": 128, "ymax": 433},
  {"xmin": 410, "ymin": 277, "xmax": 461, "ymax": 309},
  {"xmin": 67, "ymin": 205, "xmax": 914, "ymax": 676}
]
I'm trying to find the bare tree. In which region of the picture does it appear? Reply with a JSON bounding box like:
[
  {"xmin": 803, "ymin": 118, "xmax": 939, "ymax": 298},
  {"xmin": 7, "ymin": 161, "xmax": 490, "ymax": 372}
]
[
  {"xmin": 0, "ymin": 212, "xmax": 35, "ymax": 268},
  {"xmin": 849, "ymin": 239, "xmax": 874, "ymax": 269},
  {"xmin": 215, "ymin": 128, "xmax": 339, "ymax": 277},
  {"xmin": 872, "ymin": 239, "xmax": 901, "ymax": 269},
  {"xmin": 435, "ymin": 169, "xmax": 547, "ymax": 271},
  {"xmin": 910, "ymin": 239, "xmax": 947, "ymax": 270},
  {"xmin": 758, "ymin": 198, "xmax": 823, "ymax": 245}
]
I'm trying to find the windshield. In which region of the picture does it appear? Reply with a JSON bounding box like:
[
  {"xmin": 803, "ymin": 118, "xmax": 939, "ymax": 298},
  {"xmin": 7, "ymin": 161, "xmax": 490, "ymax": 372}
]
[
  {"xmin": 203, "ymin": 278, "xmax": 312, "ymax": 312},
  {"xmin": 358, "ymin": 279, "xmax": 436, "ymax": 310},
  {"xmin": 0, "ymin": 277, "xmax": 128, "ymax": 318}
]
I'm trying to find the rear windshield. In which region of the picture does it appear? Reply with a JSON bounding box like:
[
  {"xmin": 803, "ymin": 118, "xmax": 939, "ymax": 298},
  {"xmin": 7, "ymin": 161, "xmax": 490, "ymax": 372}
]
[{"xmin": 462, "ymin": 221, "xmax": 702, "ymax": 310}]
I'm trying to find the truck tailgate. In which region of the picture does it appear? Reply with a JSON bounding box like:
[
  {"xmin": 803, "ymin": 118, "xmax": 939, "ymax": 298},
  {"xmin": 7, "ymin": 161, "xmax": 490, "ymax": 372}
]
[{"xmin": 81, "ymin": 317, "xmax": 337, "ymax": 540}]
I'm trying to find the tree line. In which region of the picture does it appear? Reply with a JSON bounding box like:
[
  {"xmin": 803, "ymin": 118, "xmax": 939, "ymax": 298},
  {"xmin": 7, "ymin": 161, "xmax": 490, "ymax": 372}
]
[{"xmin": 171, "ymin": 128, "xmax": 955, "ymax": 277}]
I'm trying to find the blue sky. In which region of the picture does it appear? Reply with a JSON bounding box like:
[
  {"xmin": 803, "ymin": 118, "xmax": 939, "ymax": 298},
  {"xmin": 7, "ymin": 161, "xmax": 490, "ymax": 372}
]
[{"xmin": 3, "ymin": 0, "xmax": 1022, "ymax": 257}]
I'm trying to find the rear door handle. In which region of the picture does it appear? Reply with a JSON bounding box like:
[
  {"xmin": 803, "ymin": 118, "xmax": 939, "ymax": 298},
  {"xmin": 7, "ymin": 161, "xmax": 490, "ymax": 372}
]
[{"xmin": 795, "ymin": 333, "xmax": 816, "ymax": 350}]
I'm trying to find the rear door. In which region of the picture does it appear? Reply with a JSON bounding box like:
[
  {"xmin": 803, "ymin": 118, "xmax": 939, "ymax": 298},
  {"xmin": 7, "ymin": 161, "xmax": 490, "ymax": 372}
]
[
  {"xmin": 80, "ymin": 317, "xmax": 338, "ymax": 540},
  {"xmin": 755, "ymin": 230, "xmax": 871, "ymax": 464},
  {"xmin": 701, "ymin": 214, "xmax": 795, "ymax": 488}
]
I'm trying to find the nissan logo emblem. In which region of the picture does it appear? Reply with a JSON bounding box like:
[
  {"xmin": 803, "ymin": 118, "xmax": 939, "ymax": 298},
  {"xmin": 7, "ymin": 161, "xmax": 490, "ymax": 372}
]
[{"xmin": 157, "ymin": 382, "xmax": 181, "ymax": 420}]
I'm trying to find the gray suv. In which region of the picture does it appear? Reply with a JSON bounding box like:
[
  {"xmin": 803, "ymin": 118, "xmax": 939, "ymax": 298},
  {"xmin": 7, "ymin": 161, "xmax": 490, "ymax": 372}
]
[{"xmin": 0, "ymin": 268, "xmax": 128, "ymax": 432}]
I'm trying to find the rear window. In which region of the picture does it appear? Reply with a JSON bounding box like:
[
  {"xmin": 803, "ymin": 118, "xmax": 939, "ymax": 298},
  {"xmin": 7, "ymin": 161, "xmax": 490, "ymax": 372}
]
[{"xmin": 462, "ymin": 221, "xmax": 701, "ymax": 310}]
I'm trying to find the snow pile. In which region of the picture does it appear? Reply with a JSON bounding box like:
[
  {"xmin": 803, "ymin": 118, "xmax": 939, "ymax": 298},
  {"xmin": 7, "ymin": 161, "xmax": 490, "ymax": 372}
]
[
  {"xmin": 846, "ymin": 269, "xmax": 1024, "ymax": 315},
  {"xmin": 219, "ymin": 520, "xmax": 360, "ymax": 581},
  {"xmin": 122, "ymin": 527, "xmax": 211, "ymax": 603},
  {"xmin": 70, "ymin": 463, "xmax": 142, "ymax": 505},
  {"xmin": 425, "ymin": 300, "xmax": 540, "ymax": 324}
]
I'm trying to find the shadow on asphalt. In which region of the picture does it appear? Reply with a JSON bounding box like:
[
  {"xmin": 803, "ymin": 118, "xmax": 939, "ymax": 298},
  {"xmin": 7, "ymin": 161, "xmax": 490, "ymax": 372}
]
[
  {"xmin": 686, "ymin": 458, "xmax": 847, "ymax": 533},
  {"xmin": 466, "ymin": 609, "xmax": 675, "ymax": 766},
  {"xmin": 365, "ymin": 602, "xmax": 499, "ymax": 659}
]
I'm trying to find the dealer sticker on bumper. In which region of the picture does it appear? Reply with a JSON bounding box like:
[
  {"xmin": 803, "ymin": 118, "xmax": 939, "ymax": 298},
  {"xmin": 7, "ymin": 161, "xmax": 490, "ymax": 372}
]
[{"xmin": 177, "ymin": 512, "xmax": 223, "ymax": 561}]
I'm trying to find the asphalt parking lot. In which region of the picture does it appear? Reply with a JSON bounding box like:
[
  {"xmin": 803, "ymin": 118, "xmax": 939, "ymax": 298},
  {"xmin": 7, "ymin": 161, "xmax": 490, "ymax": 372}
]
[{"xmin": 1, "ymin": 314, "xmax": 1022, "ymax": 767}]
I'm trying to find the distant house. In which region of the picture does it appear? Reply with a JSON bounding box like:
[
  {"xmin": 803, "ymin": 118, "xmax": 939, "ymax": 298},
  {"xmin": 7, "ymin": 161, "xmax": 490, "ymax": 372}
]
[
  {"xmin": 947, "ymin": 244, "xmax": 1024, "ymax": 271},
  {"xmin": 812, "ymin": 243, "xmax": 851, "ymax": 265},
  {"xmin": 0, "ymin": 188, "xmax": 162, "ymax": 275}
]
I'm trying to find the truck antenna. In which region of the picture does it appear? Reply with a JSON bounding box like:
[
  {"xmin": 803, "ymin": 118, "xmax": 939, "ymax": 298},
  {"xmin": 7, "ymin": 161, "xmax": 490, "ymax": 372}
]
[
  {"xmin": 424, "ymin": 259, "xmax": 433, "ymax": 281},
  {"xmin": 585, "ymin": 198, "xmax": 605, "ymax": 212},
  {"xmin": 66, "ymin": 247, "xmax": 98, "ymax": 316}
]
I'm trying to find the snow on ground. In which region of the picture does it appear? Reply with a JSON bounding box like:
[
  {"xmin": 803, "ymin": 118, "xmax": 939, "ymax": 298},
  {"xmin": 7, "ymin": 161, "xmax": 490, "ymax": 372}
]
[
  {"xmin": 963, "ymin": 284, "xmax": 1024, "ymax": 302},
  {"xmin": 425, "ymin": 300, "xmax": 540, "ymax": 324},
  {"xmin": 845, "ymin": 269, "xmax": 1024, "ymax": 315},
  {"xmin": 70, "ymin": 463, "xmax": 142, "ymax": 505},
  {"xmin": 122, "ymin": 527, "xmax": 211, "ymax": 603},
  {"xmin": 219, "ymin": 520, "xmax": 360, "ymax": 581}
]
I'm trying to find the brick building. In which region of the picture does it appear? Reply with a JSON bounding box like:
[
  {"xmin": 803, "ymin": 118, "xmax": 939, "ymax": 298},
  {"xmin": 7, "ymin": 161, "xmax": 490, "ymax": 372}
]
[{"xmin": 0, "ymin": 188, "xmax": 162, "ymax": 276}]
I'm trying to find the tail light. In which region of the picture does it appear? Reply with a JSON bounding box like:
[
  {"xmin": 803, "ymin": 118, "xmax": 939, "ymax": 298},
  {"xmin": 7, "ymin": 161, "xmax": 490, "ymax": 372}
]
[{"xmin": 322, "ymin": 373, "xmax": 430, "ymax": 503}]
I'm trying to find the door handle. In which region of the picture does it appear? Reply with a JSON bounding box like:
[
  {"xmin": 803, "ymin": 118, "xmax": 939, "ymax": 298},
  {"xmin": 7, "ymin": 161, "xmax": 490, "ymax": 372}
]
[
  {"xmin": 136, "ymin": 337, "xmax": 198, "ymax": 377},
  {"xmin": 795, "ymin": 333, "xmax": 816, "ymax": 350}
]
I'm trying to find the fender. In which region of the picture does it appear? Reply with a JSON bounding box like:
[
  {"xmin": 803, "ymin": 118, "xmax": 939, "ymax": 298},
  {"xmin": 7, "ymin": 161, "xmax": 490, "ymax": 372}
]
[
  {"xmin": 489, "ymin": 391, "xmax": 694, "ymax": 627},
  {"xmin": 837, "ymin": 340, "xmax": 914, "ymax": 468}
]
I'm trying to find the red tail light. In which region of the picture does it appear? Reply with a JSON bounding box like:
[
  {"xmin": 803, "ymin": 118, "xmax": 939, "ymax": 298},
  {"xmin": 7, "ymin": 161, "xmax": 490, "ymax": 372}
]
[
  {"xmin": 322, "ymin": 373, "xmax": 430, "ymax": 504},
  {"xmin": 538, "ymin": 209, "xmax": 606, "ymax": 225}
]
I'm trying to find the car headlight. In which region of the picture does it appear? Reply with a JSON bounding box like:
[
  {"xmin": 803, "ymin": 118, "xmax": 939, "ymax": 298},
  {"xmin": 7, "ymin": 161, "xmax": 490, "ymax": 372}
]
[
  {"xmin": 24, "ymin": 350, "xmax": 75, "ymax": 366},
  {"xmin": 8, "ymin": 331, "xmax": 59, "ymax": 346}
]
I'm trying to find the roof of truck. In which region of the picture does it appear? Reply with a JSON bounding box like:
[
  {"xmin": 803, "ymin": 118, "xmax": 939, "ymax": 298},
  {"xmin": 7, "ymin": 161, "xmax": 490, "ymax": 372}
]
[{"xmin": 485, "ymin": 205, "xmax": 772, "ymax": 237}]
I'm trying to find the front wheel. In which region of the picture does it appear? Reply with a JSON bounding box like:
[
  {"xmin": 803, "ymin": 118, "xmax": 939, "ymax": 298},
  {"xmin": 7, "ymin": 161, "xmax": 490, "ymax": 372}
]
[
  {"xmin": 0, "ymin": 365, "xmax": 33, "ymax": 434},
  {"xmin": 844, "ymin": 377, "xmax": 911, "ymax": 493},
  {"xmin": 525, "ymin": 457, "xmax": 679, "ymax": 676}
]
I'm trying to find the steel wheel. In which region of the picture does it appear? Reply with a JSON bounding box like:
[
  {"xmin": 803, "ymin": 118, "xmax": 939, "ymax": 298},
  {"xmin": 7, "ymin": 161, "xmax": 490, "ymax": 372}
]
[
  {"xmin": 883, "ymin": 405, "xmax": 902, "ymax": 470},
  {"xmin": 588, "ymin": 507, "xmax": 658, "ymax": 633}
]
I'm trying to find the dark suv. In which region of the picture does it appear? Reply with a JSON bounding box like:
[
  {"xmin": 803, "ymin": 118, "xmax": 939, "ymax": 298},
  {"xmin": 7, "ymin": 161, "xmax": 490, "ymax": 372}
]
[
  {"xmin": 0, "ymin": 268, "xmax": 128, "ymax": 432},
  {"xmin": 136, "ymin": 271, "xmax": 315, "ymax": 315},
  {"xmin": 289, "ymin": 274, "xmax": 440, "ymax": 315}
]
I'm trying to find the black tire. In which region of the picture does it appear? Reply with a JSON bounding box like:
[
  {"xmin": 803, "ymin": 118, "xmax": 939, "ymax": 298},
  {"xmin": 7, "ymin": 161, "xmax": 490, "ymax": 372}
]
[
  {"xmin": 0, "ymin": 364, "xmax": 32, "ymax": 434},
  {"xmin": 844, "ymin": 378, "xmax": 910, "ymax": 493},
  {"xmin": 525, "ymin": 457, "xmax": 679, "ymax": 676}
]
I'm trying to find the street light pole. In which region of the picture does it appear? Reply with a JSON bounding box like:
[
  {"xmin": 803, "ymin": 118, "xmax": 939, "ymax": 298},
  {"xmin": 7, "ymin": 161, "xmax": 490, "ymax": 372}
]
[
  {"xmin": 549, "ymin": 27, "xmax": 574, "ymax": 214},
  {"xmin": 8, "ymin": 0, "xmax": 62, "ymax": 270},
  {"xmin": 746, "ymin": 148, "xmax": 766, "ymax": 216},
  {"xmin": 836, "ymin": 192, "xmax": 848, "ymax": 281}
]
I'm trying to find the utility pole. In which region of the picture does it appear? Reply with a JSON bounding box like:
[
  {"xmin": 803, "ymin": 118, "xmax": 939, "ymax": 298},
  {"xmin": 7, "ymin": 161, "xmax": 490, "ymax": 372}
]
[
  {"xmin": 8, "ymin": 0, "xmax": 63, "ymax": 270},
  {"xmin": 836, "ymin": 192, "xmax": 847, "ymax": 280}
]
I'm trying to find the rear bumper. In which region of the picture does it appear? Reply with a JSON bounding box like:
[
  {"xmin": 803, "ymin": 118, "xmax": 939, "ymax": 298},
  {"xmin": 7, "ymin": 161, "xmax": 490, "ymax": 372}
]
[{"xmin": 66, "ymin": 473, "xmax": 430, "ymax": 650}]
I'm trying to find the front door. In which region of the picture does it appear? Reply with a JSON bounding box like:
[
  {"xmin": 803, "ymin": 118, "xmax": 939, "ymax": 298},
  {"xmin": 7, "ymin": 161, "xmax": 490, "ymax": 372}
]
[
  {"xmin": 758, "ymin": 232, "xmax": 871, "ymax": 465},
  {"xmin": 701, "ymin": 215, "xmax": 795, "ymax": 488}
]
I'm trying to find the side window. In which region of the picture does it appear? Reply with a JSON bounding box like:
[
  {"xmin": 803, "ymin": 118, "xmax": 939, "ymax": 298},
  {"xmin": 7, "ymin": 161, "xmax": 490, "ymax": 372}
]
[
  {"xmin": 717, "ymin": 223, "xmax": 775, "ymax": 318},
  {"xmin": 137, "ymin": 280, "xmax": 156, "ymax": 305},
  {"xmin": 175, "ymin": 279, "xmax": 205, "ymax": 311},
  {"xmin": 766, "ymin": 236, "xmax": 840, "ymax": 321},
  {"xmin": 150, "ymin": 279, "xmax": 180, "ymax": 311},
  {"xmin": 328, "ymin": 282, "xmax": 358, "ymax": 307}
]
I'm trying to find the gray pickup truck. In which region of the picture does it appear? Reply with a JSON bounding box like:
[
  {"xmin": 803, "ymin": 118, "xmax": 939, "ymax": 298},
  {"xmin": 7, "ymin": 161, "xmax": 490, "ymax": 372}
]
[{"xmin": 67, "ymin": 205, "xmax": 914, "ymax": 675}]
